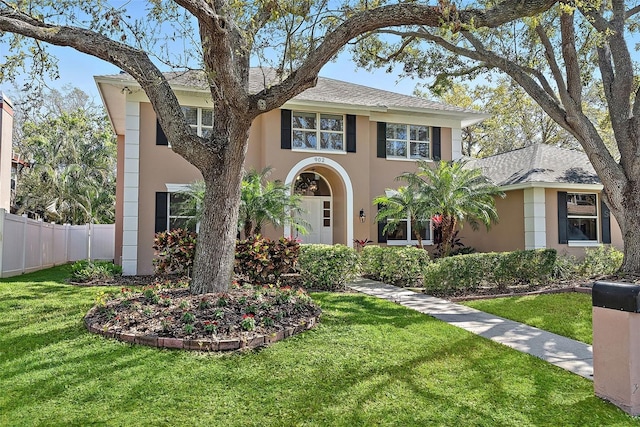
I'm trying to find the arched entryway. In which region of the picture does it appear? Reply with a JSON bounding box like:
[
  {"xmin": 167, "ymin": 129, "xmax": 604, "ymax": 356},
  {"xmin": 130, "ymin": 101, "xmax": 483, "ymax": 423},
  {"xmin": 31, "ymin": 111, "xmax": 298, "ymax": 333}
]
[
  {"xmin": 285, "ymin": 157, "xmax": 354, "ymax": 247},
  {"xmin": 294, "ymin": 172, "xmax": 332, "ymax": 244}
]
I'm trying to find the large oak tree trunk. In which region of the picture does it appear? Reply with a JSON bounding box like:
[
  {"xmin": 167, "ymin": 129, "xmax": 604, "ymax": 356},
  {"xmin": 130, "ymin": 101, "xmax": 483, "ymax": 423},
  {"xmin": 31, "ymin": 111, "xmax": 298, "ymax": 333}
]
[
  {"xmin": 620, "ymin": 181, "xmax": 640, "ymax": 273},
  {"xmin": 189, "ymin": 111, "xmax": 251, "ymax": 294}
]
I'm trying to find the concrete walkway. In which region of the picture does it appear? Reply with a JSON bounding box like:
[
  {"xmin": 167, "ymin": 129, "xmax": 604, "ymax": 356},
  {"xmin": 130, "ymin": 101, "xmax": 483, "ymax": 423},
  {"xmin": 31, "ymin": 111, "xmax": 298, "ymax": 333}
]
[{"xmin": 349, "ymin": 278, "xmax": 594, "ymax": 380}]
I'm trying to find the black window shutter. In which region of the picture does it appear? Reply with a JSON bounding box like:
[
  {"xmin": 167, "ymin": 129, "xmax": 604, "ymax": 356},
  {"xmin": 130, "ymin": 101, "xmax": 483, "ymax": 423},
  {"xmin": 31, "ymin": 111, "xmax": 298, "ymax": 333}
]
[
  {"xmin": 155, "ymin": 192, "xmax": 168, "ymax": 233},
  {"xmin": 377, "ymin": 204, "xmax": 387, "ymax": 243},
  {"xmin": 558, "ymin": 191, "xmax": 568, "ymax": 244},
  {"xmin": 432, "ymin": 127, "xmax": 441, "ymax": 161},
  {"xmin": 346, "ymin": 115, "xmax": 356, "ymax": 153},
  {"xmin": 156, "ymin": 119, "xmax": 168, "ymax": 146},
  {"xmin": 377, "ymin": 122, "xmax": 387, "ymax": 158},
  {"xmin": 281, "ymin": 109, "xmax": 292, "ymax": 149},
  {"xmin": 601, "ymin": 199, "xmax": 612, "ymax": 244}
]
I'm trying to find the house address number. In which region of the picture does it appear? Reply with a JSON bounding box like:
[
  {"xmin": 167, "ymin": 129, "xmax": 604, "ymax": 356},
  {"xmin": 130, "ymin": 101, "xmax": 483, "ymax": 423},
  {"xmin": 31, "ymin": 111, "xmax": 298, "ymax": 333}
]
[{"xmin": 314, "ymin": 157, "xmax": 325, "ymax": 163}]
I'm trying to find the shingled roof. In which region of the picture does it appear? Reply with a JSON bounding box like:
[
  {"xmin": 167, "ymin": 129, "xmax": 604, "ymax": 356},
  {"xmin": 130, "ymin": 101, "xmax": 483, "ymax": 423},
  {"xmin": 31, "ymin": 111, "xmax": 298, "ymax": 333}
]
[
  {"xmin": 98, "ymin": 68, "xmax": 476, "ymax": 115},
  {"xmin": 466, "ymin": 144, "xmax": 601, "ymax": 187}
]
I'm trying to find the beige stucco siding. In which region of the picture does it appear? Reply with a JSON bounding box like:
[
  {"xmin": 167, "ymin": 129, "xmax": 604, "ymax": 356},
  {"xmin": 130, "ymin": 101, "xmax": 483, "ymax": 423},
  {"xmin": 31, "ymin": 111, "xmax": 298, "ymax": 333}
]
[
  {"xmin": 115, "ymin": 102, "xmax": 460, "ymax": 273},
  {"xmin": 457, "ymin": 189, "xmax": 526, "ymax": 253},
  {"xmin": 137, "ymin": 102, "xmax": 202, "ymax": 274}
]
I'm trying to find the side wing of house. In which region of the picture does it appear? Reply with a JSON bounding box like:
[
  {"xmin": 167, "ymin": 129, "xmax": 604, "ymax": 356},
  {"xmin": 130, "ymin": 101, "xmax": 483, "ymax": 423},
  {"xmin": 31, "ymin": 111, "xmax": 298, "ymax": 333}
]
[{"xmin": 458, "ymin": 186, "xmax": 623, "ymax": 256}]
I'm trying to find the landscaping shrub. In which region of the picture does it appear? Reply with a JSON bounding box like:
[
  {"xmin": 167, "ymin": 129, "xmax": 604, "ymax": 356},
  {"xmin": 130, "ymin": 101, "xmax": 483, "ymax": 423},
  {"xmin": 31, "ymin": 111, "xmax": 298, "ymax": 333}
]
[
  {"xmin": 71, "ymin": 260, "xmax": 122, "ymax": 282},
  {"xmin": 153, "ymin": 231, "xmax": 299, "ymax": 283},
  {"xmin": 552, "ymin": 255, "xmax": 579, "ymax": 280},
  {"xmin": 234, "ymin": 236, "xmax": 299, "ymax": 285},
  {"xmin": 360, "ymin": 246, "xmax": 430, "ymax": 287},
  {"xmin": 299, "ymin": 244, "xmax": 359, "ymax": 290},
  {"xmin": 579, "ymin": 245, "xmax": 623, "ymax": 277},
  {"xmin": 153, "ymin": 229, "xmax": 198, "ymax": 275},
  {"xmin": 423, "ymin": 249, "xmax": 557, "ymax": 295}
]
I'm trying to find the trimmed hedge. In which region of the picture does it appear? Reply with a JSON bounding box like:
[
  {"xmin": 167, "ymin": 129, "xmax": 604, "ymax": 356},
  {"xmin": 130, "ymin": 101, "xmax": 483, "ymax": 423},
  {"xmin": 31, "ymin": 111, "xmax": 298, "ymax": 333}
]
[
  {"xmin": 423, "ymin": 249, "xmax": 557, "ymax": 295},
  {"xmin": 360, "ymin": 246, "xmax": 431, "ymax": 287},
  {"xmin": 298, "ymin": 244, "xmax": 359, "ymax": 291}
]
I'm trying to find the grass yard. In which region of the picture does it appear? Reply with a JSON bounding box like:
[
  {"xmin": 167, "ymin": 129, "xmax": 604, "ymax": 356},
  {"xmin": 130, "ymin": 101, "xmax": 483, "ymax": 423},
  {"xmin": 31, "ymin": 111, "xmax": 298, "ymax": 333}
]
[
  {"xmin": 462, "ymin": 293, "xmax": 593, "ymax": 344},
  {"xmin": 1, "ymin": 267, "xmax": 636, "ymax": 426}
]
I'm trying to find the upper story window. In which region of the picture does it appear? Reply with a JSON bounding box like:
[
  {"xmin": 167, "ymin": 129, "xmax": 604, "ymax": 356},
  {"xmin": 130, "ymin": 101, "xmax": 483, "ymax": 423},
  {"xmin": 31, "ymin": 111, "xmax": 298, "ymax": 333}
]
[
  {"xmin": 292, "ymin": 111, "xmax": 345, "ymax": 152},
  {"xmin": 567, "ymin": 193, "xmax": 598, "ymax": 241},
  {"xmin": 386, "ymin": 124, "xmax": 430, "ymax": 160},
  {"xmin": 182, "ymin": 106, "xmax": 213, "ymax": 138}
]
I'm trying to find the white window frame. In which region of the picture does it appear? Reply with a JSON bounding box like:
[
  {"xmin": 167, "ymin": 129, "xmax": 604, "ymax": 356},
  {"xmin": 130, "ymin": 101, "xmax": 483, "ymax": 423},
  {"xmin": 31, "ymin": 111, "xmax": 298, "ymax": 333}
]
[
  {"xmin": 566, "ymin": 192, "xmax": 599, "ymax": 246},
  {"xmin": 386, "ymin": 215, "xmax": 432, "ymax": 246},
  {"xmin": 181, "ymin": 106, "xmax": 213, "ymax": 138},
  {"xmin": 292, "ymin": 111, "xmax": 346, "ymax": 153},
  {"xmin": 386, "ymin": 123, "xmax": 431, "ymax": 161},
  {"xmin": 167, "ymin": 192, "xmax": 199, "ymax": 233}
]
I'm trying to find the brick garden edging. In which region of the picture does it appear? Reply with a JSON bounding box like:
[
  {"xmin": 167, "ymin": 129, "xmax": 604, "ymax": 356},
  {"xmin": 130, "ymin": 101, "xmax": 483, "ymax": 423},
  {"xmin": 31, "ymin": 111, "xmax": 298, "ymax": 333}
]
[{"xmin": 84, "ymin": 307, "xmax": 319, "ymax": 352}]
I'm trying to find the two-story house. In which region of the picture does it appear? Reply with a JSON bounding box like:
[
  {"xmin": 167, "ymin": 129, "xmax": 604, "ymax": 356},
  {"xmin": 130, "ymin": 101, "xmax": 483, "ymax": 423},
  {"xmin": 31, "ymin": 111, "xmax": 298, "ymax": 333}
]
[
  {"xmin": 97, "ymin": 69, "xmax": 623, "ymax": 276},
  {"xmin": 96, "ymin": 68, "xmax": 485, "ymax": 275}
]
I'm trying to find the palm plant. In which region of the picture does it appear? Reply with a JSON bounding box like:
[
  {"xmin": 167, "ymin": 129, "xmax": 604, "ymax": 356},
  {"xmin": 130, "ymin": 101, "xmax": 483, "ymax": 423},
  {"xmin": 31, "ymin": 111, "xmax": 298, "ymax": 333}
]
[
  {"xmin": 239, "ymin": 167, "xmax": 307, "ymax": 238},
  {"xmin": 401, "ymin": 161, "xmax": 505, "ymax": 257},
  {"xmin": 15, "ymin": 109, "xmax": 116, "ymax": 224},
  {"xmin": 179, "ymin": 167, "xmax": 307, "ymax": 239},
  {"xmin": 374, "ymin": 185, "xmax": 430, "ymax": 249}
]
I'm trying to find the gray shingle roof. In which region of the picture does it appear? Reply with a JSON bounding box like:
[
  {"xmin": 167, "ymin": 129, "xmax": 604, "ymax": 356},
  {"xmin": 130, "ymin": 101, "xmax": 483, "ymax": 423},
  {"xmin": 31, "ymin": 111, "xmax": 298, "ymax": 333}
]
[
  {"xmin": 466, "ymin": 144, "xmax": 600, "ymax": 187},
  {"xmin": 98, "ymin": 68, "xmax": 475, "ymax": 114}
]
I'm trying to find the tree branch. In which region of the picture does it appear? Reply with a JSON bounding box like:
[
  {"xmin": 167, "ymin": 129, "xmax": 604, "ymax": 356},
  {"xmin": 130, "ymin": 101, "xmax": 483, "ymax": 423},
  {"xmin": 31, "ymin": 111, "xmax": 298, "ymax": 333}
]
[
  {"xmin": 535, "ymin": 25, "xmax": 569, "ymax": 102},
  {"xmin": 560, "ymin": 11, "xmax": 582, "ymax": 107},
  {"xmin": 245, "ymin": 0, "xmax": 278, "ymax": 40},
  {"xmin": 249, "ymin": 0, "xmax": 560, "ymax": 114},
  {"xmin": 626, "ymin": 5, "xmax": 640, "ymax": 19},
  {"xmin": 0, "ymin": 5, "xmax": 210, "ymax": 168}
]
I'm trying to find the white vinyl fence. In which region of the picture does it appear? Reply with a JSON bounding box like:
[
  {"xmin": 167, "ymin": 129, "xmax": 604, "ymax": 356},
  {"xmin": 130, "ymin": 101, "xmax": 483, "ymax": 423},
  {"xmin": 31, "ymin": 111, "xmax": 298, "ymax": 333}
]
[{"xmin": 0, "ymin": 209, "xmax": 115, "ymax": 277}]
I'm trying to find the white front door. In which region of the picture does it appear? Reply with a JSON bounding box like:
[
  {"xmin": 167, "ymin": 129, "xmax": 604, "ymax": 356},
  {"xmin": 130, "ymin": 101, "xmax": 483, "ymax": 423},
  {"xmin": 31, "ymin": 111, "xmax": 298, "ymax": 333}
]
[{"xmin": 298, "ymin": 196, "xmax": 332, "ymax": 244}]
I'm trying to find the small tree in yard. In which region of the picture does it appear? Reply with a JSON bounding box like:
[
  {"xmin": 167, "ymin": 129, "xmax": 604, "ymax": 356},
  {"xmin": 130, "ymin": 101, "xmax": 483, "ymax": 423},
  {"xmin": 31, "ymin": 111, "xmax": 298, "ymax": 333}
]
[
  {"xmin": 239, "ymin": 168, "xmax": 307, "ymax": 239},
  {"xmin": 0, "ymin": 0, "xmax": 558, "ymax": 293},
  {"xmin": 179, "ymin": 168, "xmax": 306, "ymax": 238},
  {"xmin": 378, "ymin": 161, "xmax": 504, "ymax": 257}
]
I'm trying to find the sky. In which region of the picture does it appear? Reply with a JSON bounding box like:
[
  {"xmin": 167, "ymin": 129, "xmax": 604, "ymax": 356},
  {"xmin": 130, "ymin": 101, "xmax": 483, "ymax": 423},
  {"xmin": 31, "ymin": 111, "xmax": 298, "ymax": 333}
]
[{"xmin": 0, "ymin": 44, "xmax": 420, "ymax": 102}]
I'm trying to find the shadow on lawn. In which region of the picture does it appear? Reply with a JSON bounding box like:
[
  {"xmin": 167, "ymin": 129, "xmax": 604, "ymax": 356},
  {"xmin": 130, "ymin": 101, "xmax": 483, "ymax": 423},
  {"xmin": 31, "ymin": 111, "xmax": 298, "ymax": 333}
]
[{"xmin": 1, "ymin": 279, "xmax": 631, "ymax": 425}]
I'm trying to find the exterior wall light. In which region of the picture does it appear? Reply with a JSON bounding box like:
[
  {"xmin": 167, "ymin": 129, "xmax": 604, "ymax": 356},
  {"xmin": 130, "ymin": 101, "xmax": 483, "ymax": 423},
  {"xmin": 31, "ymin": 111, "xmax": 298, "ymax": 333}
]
[{"xmin": 359, "ymin": 209, "xmax": 366, "ymax": 223}]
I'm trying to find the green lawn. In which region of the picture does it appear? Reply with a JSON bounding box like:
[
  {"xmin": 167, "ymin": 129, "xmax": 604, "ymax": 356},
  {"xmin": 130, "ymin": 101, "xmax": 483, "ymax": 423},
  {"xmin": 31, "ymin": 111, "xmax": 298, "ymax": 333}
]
[
  {"xmin": 462, "ymin": 293, "xmax": 593, "ymax": 344},
  {"xmin": 1, "ymin": 267, "xmax": 636, "ymax": 426}
]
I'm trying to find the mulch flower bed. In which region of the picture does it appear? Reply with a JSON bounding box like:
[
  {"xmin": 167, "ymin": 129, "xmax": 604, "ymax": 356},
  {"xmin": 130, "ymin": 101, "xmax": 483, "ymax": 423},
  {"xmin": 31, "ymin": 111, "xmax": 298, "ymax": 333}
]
[{"xmin": 84, "ymin": 279, "xmax": 321, "ymax": 351}]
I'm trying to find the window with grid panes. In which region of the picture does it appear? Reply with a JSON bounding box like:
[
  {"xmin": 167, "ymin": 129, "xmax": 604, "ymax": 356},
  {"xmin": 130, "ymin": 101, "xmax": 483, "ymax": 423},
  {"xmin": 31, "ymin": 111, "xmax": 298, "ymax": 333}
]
[
  {"xmin": 566, "ymin": 193, "xmax": 598, "ymax": 241},
  {"xmin": 292, "ymin": 111, "xmax": 345, "ymax": 152},
  {"xmin": 386, "ymin": 123, "xmax": 430, "ymax": 160},
  {"xmin": 182, "ymin": 106, "xmax": 213, "ymax": 138}
]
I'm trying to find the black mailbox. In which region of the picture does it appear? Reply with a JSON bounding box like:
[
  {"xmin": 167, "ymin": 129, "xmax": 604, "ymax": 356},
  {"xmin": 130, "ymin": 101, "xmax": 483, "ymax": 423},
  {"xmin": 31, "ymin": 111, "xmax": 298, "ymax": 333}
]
[{"xmin": 592, "ymin": 281, "xmax": 640, "ymax": 313}]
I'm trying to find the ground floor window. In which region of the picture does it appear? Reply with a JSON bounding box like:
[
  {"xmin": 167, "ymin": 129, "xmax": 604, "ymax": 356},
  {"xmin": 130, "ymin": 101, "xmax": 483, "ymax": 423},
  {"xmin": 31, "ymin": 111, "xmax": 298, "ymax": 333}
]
[
  {"xmin": 386, "ymin": 217, "xmax": 431, "ymax": 245},
  {"xmin": 168, "ymin": 192, "xmax": 198, "ymax": 232},
  {"xmin": 567, "ymin": 193, "xmax": 598, "ymax": 241}
]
